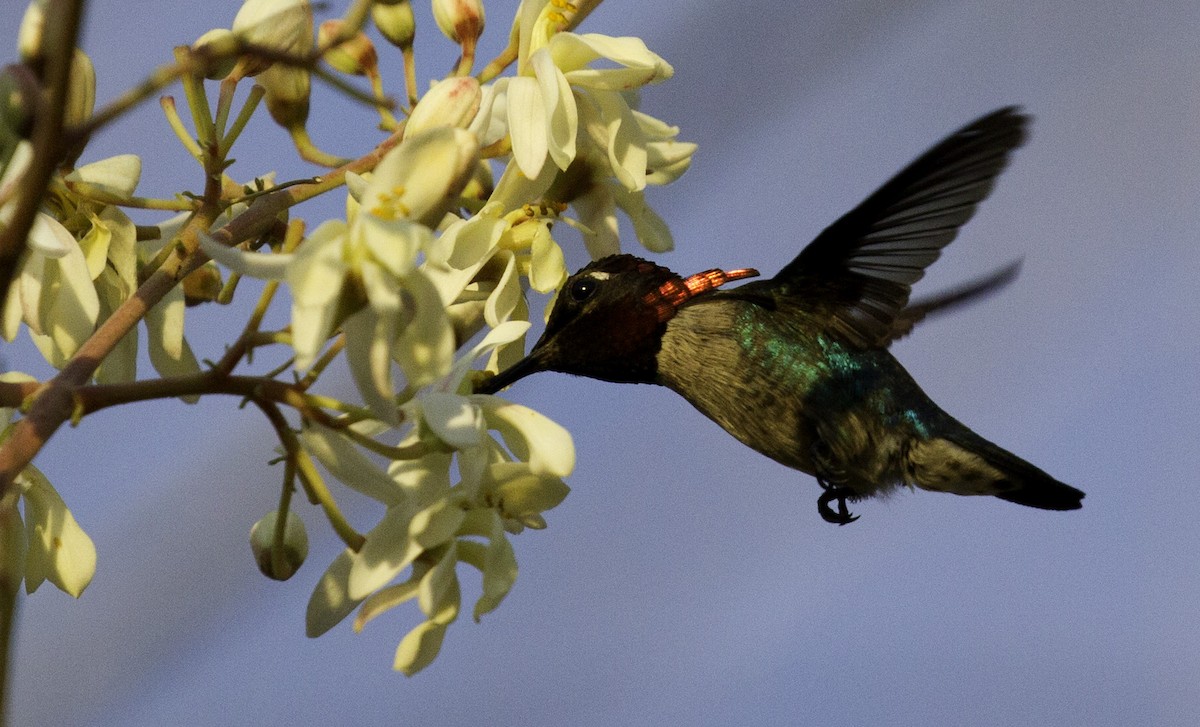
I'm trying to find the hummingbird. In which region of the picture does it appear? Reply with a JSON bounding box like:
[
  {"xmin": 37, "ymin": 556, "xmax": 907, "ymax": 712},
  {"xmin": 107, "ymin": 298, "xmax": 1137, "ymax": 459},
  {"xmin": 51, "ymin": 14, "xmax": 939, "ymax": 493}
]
[{"xmin": 478, "ymin": 107, "xmax": 1084, "ymax": 524}]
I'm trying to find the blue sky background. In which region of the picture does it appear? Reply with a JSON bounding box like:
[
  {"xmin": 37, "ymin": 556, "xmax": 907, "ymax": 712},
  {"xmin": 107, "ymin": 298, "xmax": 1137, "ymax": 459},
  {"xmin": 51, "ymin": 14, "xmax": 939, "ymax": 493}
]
[{"xmin": 4, "ymin": 1, "xmax": 1200, "ymax": 725}]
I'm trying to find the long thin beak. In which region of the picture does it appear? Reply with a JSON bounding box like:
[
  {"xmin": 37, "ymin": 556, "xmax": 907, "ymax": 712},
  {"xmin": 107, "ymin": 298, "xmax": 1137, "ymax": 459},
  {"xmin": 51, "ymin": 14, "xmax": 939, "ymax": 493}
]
[{"xmin": 474, "ymin": 351, "xmax": 545, "ymax": 394}]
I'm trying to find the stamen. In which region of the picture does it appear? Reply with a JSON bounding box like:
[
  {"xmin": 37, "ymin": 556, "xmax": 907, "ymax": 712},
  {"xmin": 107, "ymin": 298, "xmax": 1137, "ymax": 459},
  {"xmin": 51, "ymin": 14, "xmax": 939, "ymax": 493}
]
[{"xmin": 370, "ymin": 185, "xmax": 410, "ymax": 220}]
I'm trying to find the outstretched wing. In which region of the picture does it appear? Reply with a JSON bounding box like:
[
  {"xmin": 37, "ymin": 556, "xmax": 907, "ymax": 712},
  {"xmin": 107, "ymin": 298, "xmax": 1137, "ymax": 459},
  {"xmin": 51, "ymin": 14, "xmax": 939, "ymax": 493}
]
[
  {"xmin": 771, "ymin": 107, "xmax": 1028, "ymax": 348},
  {"xmin": 886, "ymin": 259, "xmax": 1021, "ymax": 343}
]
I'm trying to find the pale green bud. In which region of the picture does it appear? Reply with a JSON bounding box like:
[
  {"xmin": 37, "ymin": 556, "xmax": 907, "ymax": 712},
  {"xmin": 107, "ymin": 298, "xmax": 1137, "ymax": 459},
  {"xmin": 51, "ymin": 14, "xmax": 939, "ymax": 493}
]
[
  {"xmin": 405, "ymin": 77, "xmax": 481, "ymax": 137},
  {"xmin": 183, "ymin": 261, "xmax": 224, "ymax": 306},
  {"xmin": 431, "ymin": 0, "xmax": 485, "ymax": 44},
  {"xmin": 191, "ymin": 28, "xmax": 240, "ymax": 80},
  {"xmin": 17, "ymin": 1, "xmax": 46, "ymax": 63},
  {"xmin": 372, "ymin": 0, "xmax": 416, "ymax": 50},
  {"xmin": 318, "ymin": 20, "xmax": 379, "ymax": 77},
  {"xmin": 64, "ymin": 50, "xmax": 95, "ymax": 127},
  {"xmin": 258, "ymin": 65, "xmax": 311, "ymax": 129},
  {"xmin": 250, "ymin": 509, "xmax": 309, "ymax": 581}
]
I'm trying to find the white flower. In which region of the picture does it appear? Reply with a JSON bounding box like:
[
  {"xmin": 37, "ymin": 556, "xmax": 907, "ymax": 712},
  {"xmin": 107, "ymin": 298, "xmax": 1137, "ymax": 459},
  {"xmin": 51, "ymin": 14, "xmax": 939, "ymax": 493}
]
[
  {"xmin": 501, "ymin": 21, "xmax": 673, "ymax": 182},
  {"xmin": 1, "ymin": 147, "xmax": 145, "ymax": 368},
  {"xmin": 304, "ymin": 321, "xmax": 574, "ymax": 674},
  {"xmin": 17, "ymin": 465, "xmax": 97, "ymax": 598},
  {"xmin": 203, "ymin": 128, "xmax": 478, "ymax": 420},
  {"xmin": 0, "ymin": 373, "xmax": 96, "ymax": 598},
  {"xmin": 405, "ymin": 77, "xmax": 482, "ymax": 138}
]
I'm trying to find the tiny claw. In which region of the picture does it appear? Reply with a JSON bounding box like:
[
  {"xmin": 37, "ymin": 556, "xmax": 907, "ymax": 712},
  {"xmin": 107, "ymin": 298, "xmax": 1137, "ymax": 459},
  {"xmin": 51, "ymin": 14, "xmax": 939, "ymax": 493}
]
[{"xmin": 817, "ymin": 485, "xmax": 860, "ymax": 526}]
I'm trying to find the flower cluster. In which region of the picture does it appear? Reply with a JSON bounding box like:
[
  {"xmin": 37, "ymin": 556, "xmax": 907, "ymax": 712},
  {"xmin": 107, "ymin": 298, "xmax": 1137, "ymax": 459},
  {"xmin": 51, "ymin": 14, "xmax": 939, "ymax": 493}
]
[
  {"xmin": 0, "ymin": 0, "xmax": 695, "ymax": 675},
  {"xmin": 0, "ymin": 372, "xmax": 96, "ymax": 599}
]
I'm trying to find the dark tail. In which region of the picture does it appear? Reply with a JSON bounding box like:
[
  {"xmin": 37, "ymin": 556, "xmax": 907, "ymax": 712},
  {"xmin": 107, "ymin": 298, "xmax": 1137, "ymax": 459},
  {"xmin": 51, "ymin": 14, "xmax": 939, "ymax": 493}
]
[{"xmin": 909, "ymin": 426, "xmax": 1084, "ymax": 511}]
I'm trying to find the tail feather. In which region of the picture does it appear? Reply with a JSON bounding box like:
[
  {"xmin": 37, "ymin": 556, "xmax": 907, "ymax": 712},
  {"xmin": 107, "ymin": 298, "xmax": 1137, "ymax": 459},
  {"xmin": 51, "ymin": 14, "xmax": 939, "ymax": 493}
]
[{"xmin": 909, "ymin": 429, "xmax": 1084, "ymax": 511}]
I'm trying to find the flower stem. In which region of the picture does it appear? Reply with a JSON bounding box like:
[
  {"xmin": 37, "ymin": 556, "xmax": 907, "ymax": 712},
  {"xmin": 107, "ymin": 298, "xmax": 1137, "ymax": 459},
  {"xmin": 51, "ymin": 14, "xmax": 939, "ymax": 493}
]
[
  {"xmin": 0, "ymin": 493, "xmax": 21, "ymax": 727},
  {"xmin": 160, "ymin": 96, "xmax": 204, "ymax": 163}
]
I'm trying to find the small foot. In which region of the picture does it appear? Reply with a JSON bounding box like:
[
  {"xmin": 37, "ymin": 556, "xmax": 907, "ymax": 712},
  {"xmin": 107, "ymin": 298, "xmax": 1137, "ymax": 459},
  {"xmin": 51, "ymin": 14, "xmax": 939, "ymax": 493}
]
[{"xmin": 817, "ymin": 483, "xmax": 859, "ymax": 526}]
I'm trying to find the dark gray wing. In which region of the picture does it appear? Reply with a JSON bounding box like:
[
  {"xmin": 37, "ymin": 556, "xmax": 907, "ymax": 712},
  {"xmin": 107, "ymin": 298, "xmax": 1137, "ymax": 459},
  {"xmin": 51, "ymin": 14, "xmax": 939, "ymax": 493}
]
[
  {"xmin": 887, "ymin": 259, "xmax": 1021, "ymax": 343},
  {"xmin": 772, "ymin": 107, "xmax": 1029, "ymax": 347}
]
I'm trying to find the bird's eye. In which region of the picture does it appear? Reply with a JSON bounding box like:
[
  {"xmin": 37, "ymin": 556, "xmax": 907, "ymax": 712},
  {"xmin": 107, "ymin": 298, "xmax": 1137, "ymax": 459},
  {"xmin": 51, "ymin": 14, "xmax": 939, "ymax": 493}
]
[{"xmin": 568, "ymin": 276, "xmax": 597, "ymax": 302}]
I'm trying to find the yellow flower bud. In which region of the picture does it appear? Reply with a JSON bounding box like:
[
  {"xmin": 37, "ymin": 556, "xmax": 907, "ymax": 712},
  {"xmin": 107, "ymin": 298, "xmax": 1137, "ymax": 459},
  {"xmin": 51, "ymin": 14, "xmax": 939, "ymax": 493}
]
[
  {"xmin": 371, "ymin": 0, "xmax": 416, "ymax": 50},
  {"xmin": 64, "ymin": 50, "xmax": 95, "ymax": 127},
  {"xmin": 318, "ymin": 20, "xmax": 379, "ymax": 77},
  {"xmin": 183, "ymin": 261, "xmax": 223, "ymax": 306},
  {"xmin": 250, "ymin": 509, "xmax": 309, "ymax": 581},
  {"xmin": 192, "ymin": 28, "xmax": 241, "ymax": 80},
  {"xmin": 404, "ymin": 77, "xmax": 481, "ymax": 137},
  {"xmin": 258, "ymin": 65, "xmax": 310, "ymax": 129},
  {"xmin": 432, "ymin": 0, "xmax": 485, "ymax": 45},
  {"xmin": 17, "ymin": 1, "xmax": 46, "ymax": 63}
]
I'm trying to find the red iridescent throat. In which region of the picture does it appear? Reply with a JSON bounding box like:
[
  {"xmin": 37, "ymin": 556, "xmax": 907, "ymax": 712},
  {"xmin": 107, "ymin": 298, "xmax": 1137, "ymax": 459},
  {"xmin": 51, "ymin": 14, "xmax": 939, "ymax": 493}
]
[{"xmin": 644, "ymin": 267, "xmax": 760, "ymax": 322}]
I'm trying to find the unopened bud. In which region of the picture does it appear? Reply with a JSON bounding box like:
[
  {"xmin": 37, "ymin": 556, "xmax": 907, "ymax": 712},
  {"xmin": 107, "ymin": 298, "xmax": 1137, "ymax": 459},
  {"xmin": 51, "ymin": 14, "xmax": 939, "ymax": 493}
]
[
  {"xmin": 192, "ymin": 28, "xmax": 240, "ymax": 80},
  {"xmin": 318, "ymin": 20, "xmax": 379, "ymax": 78},
  {"xmin": 258, "ymin": 65, "xmax": 310, "ymax": 129},
  {"xmin": 17, "ymin": 1, "xmax": 46, "ymax": 63},
  {"xmin": 232, "ymin": 0, "xmax": 314, "ymax": 76},
  {"xmin": 372, "ymin": 0, "xmax": 416, "ymax": 50},
  {"xmin": 183, "ymin": 261, "xmax": 223, "ymax": 305},
  {"xmin": 432, "ymin": 0, "xmax": 485, "ymax": 45},
  {"xmin": 64, "ymin": 50, "xmax": 95, "ymax": 127},
  {"xmin": 250, "ymin": 509, "xmax": 308, "ymax": 581},
  {"xmin": 405, "ymin": 77, "xmax": 481, "ymax": 137}
]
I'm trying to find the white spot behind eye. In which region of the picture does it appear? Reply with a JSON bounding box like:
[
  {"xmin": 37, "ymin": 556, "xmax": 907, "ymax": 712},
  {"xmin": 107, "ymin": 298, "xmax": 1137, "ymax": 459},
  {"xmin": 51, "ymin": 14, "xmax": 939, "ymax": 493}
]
[{"xmin": 587, "ymin": 271, "xmax": 612, "ymax": 281}]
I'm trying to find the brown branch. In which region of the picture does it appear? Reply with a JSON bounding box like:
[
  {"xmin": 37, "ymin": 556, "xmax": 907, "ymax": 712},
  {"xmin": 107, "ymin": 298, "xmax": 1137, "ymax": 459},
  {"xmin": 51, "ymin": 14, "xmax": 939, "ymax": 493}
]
[{"xmin": 0, "ymin": 0, "xmax": 87, "ymax": 306}]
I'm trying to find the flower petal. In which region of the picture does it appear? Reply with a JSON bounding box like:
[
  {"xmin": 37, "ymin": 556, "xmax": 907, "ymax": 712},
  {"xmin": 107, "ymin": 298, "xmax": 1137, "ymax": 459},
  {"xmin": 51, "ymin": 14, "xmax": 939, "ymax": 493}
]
[
  {"xmin": 343, "ymin": 307, "xmax": 400, "ymax": 423},
  {"xmin": 530, "ymin": 48, "xmax": 577, "ymax": 171},
  {"xmin": 395, "ymin": 271, "xmax": 455, "ymax": 387},
  {"xmin": 483, "ymin": 250, "xmax": 519, "ymax": 326},
  {"xmin": 447, "ymin": 319, "xmax": 532, "ymax": 388},
  {"xmin": 306, "ymin": 548, "xmax": 362, "ymax": 637},
  {"xmin": 474, "ymin": 397, "xmax": 574, "ymax": 476},
  {"xmin": 589, "ymin": 90, "xmax": 648, "ymax": 191},
  {"xmin": 421, "ymin": 392, "xmax": 483, "ymax": 448},
  {"xmin": 394, "ymin": 620, "xmax": 448, "ymax": 676},
  {"xmin": 356, "ymin": 215, "xmax": 426, "ymax": 278},
  {"xmin": 552, "ymin": 33, "xmax": 673, "ymax": 86},
  {"xmin": 199, "ymin": 232, "xmax": 292, "ymax": 280},
  {"xmin": 145, "ymin": 284, "xmax": 201, "ymax": 396},
  {"xmin": 18, "ymin": 465, "xmax": 97, "ymax": 598},
  {"xmin": 571, "ymin": 183, "xmax": 620, "ymax": 258},
  {"xmin": 66, "ymin": 154, "xmax": 142, "ymax": 198},
  {"xmin": 300, "ymin": 425, "xmax": 404, "ymax": 505},
  {"xmin": 389, "ymin": 447, "xmax": 453, "ymax": 510},
  {"xmin": 417, "ymin": 542, "xmax": 460, "ymax": 622},
  {"xmin": 614, "ymin": 186, "xmax": 674, "ymax": 253},
  {"xmin": 505, "ymin": 76, "xmax": 549, "ymax": 179},
  {"xmin": 364, "ymin": 127, "xmax": 479, "ymax": 227},
  {"xmin": 346, "ymin": 505, "xmax": 421, "ymax": 600},
  {"xmin": 26, "ymin": 213, "xmax": 76, "ymax": 258},
  {"xmin": 528, "ymin": 222, "xmax": 567, "ymax": 292}
]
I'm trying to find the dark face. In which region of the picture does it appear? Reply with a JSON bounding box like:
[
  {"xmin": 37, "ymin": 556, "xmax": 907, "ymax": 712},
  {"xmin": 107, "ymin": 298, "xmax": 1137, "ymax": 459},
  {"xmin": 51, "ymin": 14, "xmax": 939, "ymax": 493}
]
[{"xmin": 477, "ymin": 255, "xmax": 681, "ymax": 392}]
